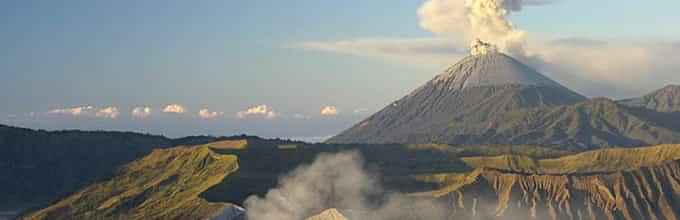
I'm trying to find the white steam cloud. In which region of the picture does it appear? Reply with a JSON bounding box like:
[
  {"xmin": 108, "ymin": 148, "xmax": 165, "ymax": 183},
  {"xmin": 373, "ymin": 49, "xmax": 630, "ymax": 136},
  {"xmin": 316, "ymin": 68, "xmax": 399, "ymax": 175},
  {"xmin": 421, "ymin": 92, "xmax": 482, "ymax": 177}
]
[
  {"xmin": 48, "ymin": 106, "xmax": 95, "ymax": 116},
  {"xmin": 162, "ymin": 104, "xmax": 186, "ymax": 114},
  {"xmin": 198, "ymin": 108, "xmax": 224, "ymax": 119},
  {"xmin": 47, "ymin": 106, "xmax": 119, "ymax": 119},
  {"xmin": 297, "ymin": 38, "xmax": 466, "ymax": 66},
  {"xmin": 95, "ymin": 106, "xmax": 120, "ymax": 119},
  {"xmin": 236, "ymin": 105, "xmax": 278, "ymax": 119},
  {"xmin": 244, "ymin": 151, "xmax": 448, "ymax": 220},
  {"xmin": 320, "ymin": 106, "xmax": 339, "ymax": 116},
  {"xmin": 417, "ymin": 0, "xmax": 549, "ymax": 55},
  {"xmin": 131, "ymin": 106, "xmax": 152, "ymax": 118},
  {"xmin": 296, "ymin": 1, "xmax": 680, "ymax": 98}
]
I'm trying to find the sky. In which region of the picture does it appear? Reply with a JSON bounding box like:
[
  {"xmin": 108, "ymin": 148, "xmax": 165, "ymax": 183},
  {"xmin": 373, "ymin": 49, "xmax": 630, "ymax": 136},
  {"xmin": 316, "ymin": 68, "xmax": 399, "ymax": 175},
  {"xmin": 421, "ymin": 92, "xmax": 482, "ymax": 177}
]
[{"xmin": 2, "ymin": 0, "xmax": 679, "ymax": 140}]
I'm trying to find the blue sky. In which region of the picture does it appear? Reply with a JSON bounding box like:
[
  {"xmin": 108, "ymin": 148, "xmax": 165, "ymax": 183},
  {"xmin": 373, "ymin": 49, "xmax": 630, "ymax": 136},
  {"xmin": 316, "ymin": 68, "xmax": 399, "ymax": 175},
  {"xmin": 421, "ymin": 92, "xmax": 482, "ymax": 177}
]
[{"xmin": 2, "ymin": 1, "xmax": 679, "ymax": 139}]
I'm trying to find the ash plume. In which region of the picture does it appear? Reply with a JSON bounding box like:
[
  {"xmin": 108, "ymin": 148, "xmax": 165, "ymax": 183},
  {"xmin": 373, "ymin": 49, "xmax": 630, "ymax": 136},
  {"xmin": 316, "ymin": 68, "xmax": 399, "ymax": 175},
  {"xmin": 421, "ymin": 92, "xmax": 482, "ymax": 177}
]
[{"xmin": 418, "ymin": 0, "xmax": 551, "ymax": 56}]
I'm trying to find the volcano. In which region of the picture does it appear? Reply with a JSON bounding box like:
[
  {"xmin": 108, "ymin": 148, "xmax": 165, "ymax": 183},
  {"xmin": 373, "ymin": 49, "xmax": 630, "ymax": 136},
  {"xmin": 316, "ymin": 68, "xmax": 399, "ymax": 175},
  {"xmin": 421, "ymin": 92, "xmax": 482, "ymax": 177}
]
[
  {"xmin": 327, "ymin": 42, "xmax": 680, "ymax": 148},
  {"xmin": 327, "ymin": 47, "xmax": 586, "ymax": 144}
]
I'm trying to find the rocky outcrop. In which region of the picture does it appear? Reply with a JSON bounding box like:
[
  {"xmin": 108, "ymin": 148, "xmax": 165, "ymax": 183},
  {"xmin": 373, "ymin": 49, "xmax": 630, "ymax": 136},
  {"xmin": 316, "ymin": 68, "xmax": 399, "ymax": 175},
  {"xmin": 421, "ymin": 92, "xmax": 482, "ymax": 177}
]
[
  {"xmin": 620, "ymin": 85, "xmax": 680, "ymax": 112},
  {"xmin": 437, "ymin": 160, "xmax": 680, "ymax": 220}
]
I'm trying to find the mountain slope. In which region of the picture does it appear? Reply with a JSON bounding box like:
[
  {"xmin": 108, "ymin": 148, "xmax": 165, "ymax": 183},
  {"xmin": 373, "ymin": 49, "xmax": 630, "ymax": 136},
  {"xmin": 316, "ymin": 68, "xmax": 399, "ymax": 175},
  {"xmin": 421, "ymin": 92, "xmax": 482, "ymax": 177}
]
[
  {"xmin": 619, "ymin": 85, "xmax": 680, "ymax": 112},
  {"xmin": 25, "ymin": 146, "xmax": 240, "ymax": 220},
  {"xmin": 0, "ymin": 125, "xmax": 176, "ymax": 211},
  {"xmin": 460, "ymin": 144, "xmax": 680, "ymax": 174},
  {"xmin": 327, "ymin": 52, "xmax": 586, "ymax": 145},
  {"xmin": 328, "ymin": 51, "xmax": 680, "ymax": 149},
  {"xmin": 478, "ymin": 98, "xmax": 680, "ymax": 149},
  {"xmin": 428, "ymin": 160, "xmax": 680, "ymax": 220},
  {"xmin": 0, "ymin": 124, "xmax": 270, "ymax": 213}
]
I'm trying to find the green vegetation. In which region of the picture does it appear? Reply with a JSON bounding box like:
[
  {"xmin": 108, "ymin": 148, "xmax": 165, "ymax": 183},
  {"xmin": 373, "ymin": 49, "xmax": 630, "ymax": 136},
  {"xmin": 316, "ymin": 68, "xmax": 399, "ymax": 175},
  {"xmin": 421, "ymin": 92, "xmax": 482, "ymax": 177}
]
[
  {"xmin": 0, "ymin": 125, "xmax": 175, "ymax": 210},
  {"xmin": 25, "ymin": 146, "xmax": 239, "ymax": 220}
]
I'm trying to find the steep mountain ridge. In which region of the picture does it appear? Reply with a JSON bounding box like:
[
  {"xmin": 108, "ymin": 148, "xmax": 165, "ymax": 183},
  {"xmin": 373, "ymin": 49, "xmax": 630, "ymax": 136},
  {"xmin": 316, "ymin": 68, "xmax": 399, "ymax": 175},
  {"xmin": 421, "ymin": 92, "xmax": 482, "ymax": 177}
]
[
  {"xmin": 328, "ymin": 52, "xmax": 586, "ymax": 145},
  {"xmin": 430, "ymin": 52, "xmax": 567, "ymax": 90},
  {"xmin": 328, "ymin": 51, "xmax": 680, "ymax": 149},
  {"xmin": 430, "ymin": 160, "xmax": 680, "ymax": 220},
  {"xmin": 620, "ymin": 85, "xmax": 680, "ymax": 112},
  {"xmin": 479, "ymin": 98, "xmax": 680, "ymax": 149},
  {"xmin": 406, "ymin": 144, "xmax": 680, "ymax": 219},
  {"xmin": 460, "ymin": 144, "xmax": 680, "ymax": 174},
  {"xmin": 25, "ymin": 146, "xmax": 240, "ymax": 220}
]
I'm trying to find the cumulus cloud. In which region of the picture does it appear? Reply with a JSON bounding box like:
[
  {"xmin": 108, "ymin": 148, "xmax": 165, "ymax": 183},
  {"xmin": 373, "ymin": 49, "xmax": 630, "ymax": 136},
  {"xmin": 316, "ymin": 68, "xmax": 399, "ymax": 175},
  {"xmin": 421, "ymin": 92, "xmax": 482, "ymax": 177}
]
[
  {"xmin": 198, "ymin": 108, "xmax": 224, "ymax": 119},
  {"xmin": 244, "ymin": 151, "xmax": 447, "ymax": 220},
  {"xmin": 48, "ymin": 106, "xmax": 95, "ymax": 116},
  {"xmin": 47, "ymin": 106, "xmax": 121, "ymax": 119},
  {"xmin": 162, "ymin": 104, "xmax": 186, "ymax": 114},
  {"xmin": 236, "ymin": 105, "xmax": 278, "ymax": 119},
  {"xmin": 95, "ymin": 106, "xmax": 120, "ymax": 119},
  {"xmin": 131, "ymin": 107, "xmax": 152, "ymax": 118},
  {"xmin": 416, "ymin": 0, "xmax": 552, "ymax": 55},
  {"xmin": 320, "ymin": 106, "xmax": 339, "ymax": 116}
]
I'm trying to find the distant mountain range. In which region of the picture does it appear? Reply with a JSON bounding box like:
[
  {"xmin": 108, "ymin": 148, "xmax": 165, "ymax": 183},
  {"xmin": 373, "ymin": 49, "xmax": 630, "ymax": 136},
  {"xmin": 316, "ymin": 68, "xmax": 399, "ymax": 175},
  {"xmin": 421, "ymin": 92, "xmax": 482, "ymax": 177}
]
[{"xmin": 328, "ymin": 52, "xmax": 680, "ymax": 149}]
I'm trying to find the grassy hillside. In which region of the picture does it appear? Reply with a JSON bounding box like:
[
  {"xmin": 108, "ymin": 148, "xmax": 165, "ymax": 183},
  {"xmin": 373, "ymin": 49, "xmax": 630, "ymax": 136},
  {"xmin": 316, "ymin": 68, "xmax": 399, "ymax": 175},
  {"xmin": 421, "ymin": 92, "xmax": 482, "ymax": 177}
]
[
  {"xmin": 0, "ymin": 125, "xmax": 175, "ymax": 210},
  {"xmin": 25, "ymin": 146, "xmax": 239, "ymax": 220},
  {"xmin": 461, "ymin": 144, "xmax": 680, "ymax": 174},
  {"xmin": 0, "ymin": 124, "xmax": 273, "ymax": 212}
]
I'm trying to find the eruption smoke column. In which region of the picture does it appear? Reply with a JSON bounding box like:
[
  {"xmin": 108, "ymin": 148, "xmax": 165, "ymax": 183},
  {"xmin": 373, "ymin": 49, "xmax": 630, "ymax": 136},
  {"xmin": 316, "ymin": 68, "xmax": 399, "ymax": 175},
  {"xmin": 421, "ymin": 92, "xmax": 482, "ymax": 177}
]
[{"xmin": 418, "ymin": 0, "xmax": 549, "ymax": 55}]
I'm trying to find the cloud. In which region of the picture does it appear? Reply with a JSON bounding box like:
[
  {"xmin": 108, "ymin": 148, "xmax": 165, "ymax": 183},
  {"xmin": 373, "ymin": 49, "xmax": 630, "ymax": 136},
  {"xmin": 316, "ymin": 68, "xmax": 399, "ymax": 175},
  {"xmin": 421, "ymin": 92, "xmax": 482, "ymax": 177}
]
[
  {"xmin": 131, "ymin": 107, "xmax": 152, "ymax": 118},
  {"xmin": 47, "ymin": 106, "xmax": 120, "ymax": 119},
  {"xmin": 236, "ymin": 105, "xmax": 278, "ymax": 119},
  {"xmin": 320, "ymin": 106, "xmax": 339, "ymax": 116},
  {"xmin": 293, "ymin": 113, "xmax": 311, "ymax": 120},
  {"xmin": 416, "ymin": 0, "xmax": 555, "ymax": 55},
  {"xmin": 298, "ymin": 37, "xmax": 680, "ymax": 98},
  {"xmin": 48, "ymin": 106, "xmax": 95, "ymax": 116},
  {"xmin": 162, "ymin": 104, "xmax": 186, "ymax": 114},
  {"xmin": 353, "ymin": 108, "xmax": 371, "ymax": 115},
  {"xmin": 95, "ymin": 107, "xmax": 120, "ymax": 119},
  {"xmin": 293, "ymin": 0, "xmax": 680, "ymax": 98},
  {"xmin": 412, "ymin": 0, "xmax": 680, "ymax": 97},
  {"xmin": 522, "ymin": 39, "xmax": 680, "ymax": 97},
  {"xmin": 296, "ymin": 38, "xmax": 466, "ymax": 66},
  {"xmin": 244, "ymin": 151, "xmax": 448, "ymax": 220},
  {"xmin": 198, "ymin": 108, "xmax": 224, "ymax": 119}
]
